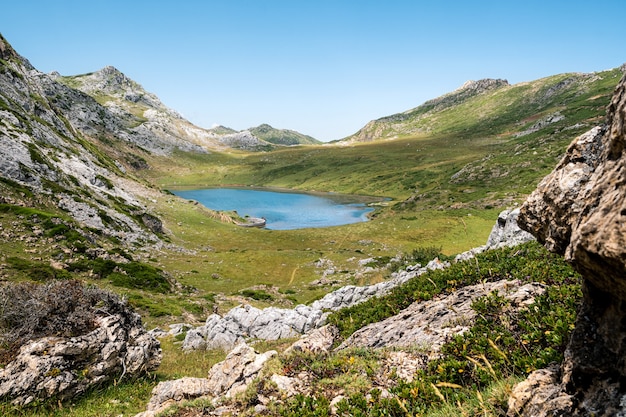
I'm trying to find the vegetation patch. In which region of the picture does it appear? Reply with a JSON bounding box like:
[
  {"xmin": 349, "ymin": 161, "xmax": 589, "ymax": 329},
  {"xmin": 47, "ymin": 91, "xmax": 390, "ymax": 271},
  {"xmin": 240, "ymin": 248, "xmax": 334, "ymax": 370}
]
[{"xmin": 5, "ymin": 256, "xmax": 72, "ymax": 281}]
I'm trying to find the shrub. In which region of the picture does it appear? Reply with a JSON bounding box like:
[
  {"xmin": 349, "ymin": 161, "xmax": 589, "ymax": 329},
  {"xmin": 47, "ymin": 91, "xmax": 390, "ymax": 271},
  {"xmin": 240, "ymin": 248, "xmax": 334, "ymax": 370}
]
[
  {"xmin": 5, "ymin": 256, "xmax": 72, "ymax": 281},
  {"xmin": 239, "ymin": 289, "xmax": 274, "ymax": 301},
  {"xmin": 110, "ymin": 262, "xmax": 171, "ymax": 294},
  {"xmin": 0, "ymin": 280, "xmax": 133, "ymax": 364}
]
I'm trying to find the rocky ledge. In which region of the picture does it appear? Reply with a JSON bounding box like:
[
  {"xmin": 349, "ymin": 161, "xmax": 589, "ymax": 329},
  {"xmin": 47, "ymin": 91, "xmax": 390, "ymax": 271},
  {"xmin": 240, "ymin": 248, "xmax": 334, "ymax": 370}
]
[{"xmin": 0, "ymin": 282, "xmax": 161, "ymax": 405}]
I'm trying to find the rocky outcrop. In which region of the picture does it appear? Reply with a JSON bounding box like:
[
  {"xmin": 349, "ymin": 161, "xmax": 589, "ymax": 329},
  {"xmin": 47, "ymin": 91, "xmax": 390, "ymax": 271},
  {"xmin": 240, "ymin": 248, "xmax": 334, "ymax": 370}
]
[
  {"xmin": 338, "ymin": 279, "xmax": 544, "ymax": 351},
  {"xmin": 512, "ymin": 74, "xmax": 626, "ymax": 415},
  {"xmin": 0, "ymin": 307, "xmax": 161, "ymax": 405},
  {"xmin": 137, "ymin": 343, "xmax": 275, "ymax": 417},
  {"xmin": 183, "ymin": 305, "xmax": 325, "ymax": 351}
]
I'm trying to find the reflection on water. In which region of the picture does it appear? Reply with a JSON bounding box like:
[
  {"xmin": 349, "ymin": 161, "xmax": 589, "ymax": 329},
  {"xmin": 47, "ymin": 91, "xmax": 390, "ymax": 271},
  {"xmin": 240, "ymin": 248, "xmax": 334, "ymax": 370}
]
[{"xmin": 171, "ymin": 188, "xmax": 375, "ymax": 230}]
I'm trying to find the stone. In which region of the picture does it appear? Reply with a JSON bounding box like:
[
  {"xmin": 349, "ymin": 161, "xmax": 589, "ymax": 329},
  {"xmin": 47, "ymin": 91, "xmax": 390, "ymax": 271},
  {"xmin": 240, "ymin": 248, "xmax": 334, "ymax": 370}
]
[
  {"xmin": 143, "ymin": 377, "xmax": 212, "ymax": 414},
  {"xmin": 136, "ymin": 343, "xmax": 276, "ymax": 417},
  {"xmin": 338, "ymin": 279, "xmax": 544, "ymax": 351},
  {"xmin": 0, "ymin": 313, "xmax": 161, "ymax": 405},
  {"xmin": 270, "ymin": 374, "xmax": 300, "ymax": 397},
  {"xmin": 513, "ymin": 74, "xmax": 626, "ymax": 415},
  {"xmin": 206, "ymin": 343, "xmax": 277, "ymax": 398},
  {"xmin": 506, "ymin": 366, "xmax": 573, "ymax": 417},
  {"xmin": 285, "ymin": 325, "xmax": 339, "ymax": 355}
]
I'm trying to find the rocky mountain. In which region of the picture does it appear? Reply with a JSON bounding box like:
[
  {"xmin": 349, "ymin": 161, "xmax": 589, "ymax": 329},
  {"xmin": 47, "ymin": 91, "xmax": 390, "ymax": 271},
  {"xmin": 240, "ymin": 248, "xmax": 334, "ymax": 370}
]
[
  {"xmin": 0, "ymin": 33, "xmax": 319, "ymax": 247},
  {"xmin": 59, "ymin": 67, "xmax": 319, "ymax": 151},
  {"xmin": 56, "ymin": 66, "xmax": 273, "ymax": 152},
  {"xmin": 0, "ymin": 34, "xmax": 162, "ymax": 246},
  {"xmin": 249, "ymin": 123, "xmax": 321, "ymax": 145}
]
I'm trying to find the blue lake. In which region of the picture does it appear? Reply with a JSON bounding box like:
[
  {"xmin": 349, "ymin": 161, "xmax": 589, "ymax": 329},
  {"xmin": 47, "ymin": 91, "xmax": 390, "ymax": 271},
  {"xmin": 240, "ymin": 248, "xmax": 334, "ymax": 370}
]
[{"xmin": 172, "ymin": 188, "xmax": 375, "ymax": 230}]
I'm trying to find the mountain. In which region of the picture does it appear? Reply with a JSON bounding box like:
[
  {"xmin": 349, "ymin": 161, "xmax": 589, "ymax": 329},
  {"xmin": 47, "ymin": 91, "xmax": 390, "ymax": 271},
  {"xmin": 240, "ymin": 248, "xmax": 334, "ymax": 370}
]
[
  {"xmin": 342, "ymin": 73, "xmax": 614, "ymax": 143},
  {"xmin": 0, "ymin": 34, "xmax": 165, "ymax": 246},
  {"xmin": 249, "ymin": 123, "xmax": 321, "ymax": 145},
  {"xmin": 56, "ymin": 66, "xmax": 278, "ymax": 152}
]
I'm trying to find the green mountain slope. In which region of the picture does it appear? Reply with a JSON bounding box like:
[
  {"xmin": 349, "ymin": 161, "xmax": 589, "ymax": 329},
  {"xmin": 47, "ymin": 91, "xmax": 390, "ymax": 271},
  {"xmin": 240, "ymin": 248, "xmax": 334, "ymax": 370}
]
[{"xmin": 249, "ymin": 123, "xmax": 321, "ymax": 145}]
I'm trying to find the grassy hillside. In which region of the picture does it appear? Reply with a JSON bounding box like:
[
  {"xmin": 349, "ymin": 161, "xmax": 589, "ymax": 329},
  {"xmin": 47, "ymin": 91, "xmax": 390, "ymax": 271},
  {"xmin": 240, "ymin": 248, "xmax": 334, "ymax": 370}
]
[
  {"xmin": 148, "ymin": 69, "xmax": 621, "ymax": 208},
  {"xmin": 123, "ymin": 67, "xmax": 621, "ymax": 321}
]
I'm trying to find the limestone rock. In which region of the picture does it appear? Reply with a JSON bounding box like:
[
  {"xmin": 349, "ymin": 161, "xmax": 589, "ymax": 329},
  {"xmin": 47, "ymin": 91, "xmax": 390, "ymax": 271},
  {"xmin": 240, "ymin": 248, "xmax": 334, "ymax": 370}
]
[
  {"xmin": 338, "ymin": 279, "xmax": 544, "ymax": 351},
  {"xmin": 183, "ymin": 305, "xmax": 325, "ymax": 351},
  {"xmin": 143, "ymin": 377, "xmax": 212, "ymax": 415},
  {"xmin": 485, "ymin": 208, "xmax": 535, "ymax": 250},
  {"xmin": 206, "ymin": 343, "xmax": 277, "ymax": 398},
  {"xmin": 136, "ymin": 343, "xmax": 275, "ymax": 417},
  {"xmin": 285, "ymin": 325, "xmax": 339, "ymax": 355},
  {"xmin": 0, "ymin": 313, "xmax": 161, "ymax": 405},
  {"xmin": 506, "ymin": 366, "xmax": 573, "ymax": 417},
  {"xmin": 513, "ymin": 74, "xmax": 626, "ymax": 415}
]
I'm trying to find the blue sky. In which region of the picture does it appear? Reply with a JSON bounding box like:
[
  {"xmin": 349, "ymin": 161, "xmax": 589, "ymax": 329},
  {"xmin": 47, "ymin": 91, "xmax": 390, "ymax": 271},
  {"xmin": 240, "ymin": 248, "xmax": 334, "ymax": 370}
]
[{"xmin": 3, "ymin": 1, "xmax": 625, "ymax": 141}]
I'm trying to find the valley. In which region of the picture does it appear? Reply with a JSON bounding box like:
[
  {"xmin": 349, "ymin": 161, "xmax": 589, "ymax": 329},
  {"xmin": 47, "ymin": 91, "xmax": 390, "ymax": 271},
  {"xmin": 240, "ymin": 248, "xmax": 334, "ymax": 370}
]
[{"xmin": 1, "ymin": 31, "xmax": 625, "ymax": 416}]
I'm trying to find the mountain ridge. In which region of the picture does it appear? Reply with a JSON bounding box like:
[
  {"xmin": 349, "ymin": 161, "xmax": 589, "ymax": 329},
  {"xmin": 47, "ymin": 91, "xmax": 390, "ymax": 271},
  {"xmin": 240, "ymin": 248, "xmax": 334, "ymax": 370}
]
[{"xmin": 57, "ymin": 65, "xmax": 319, "ymax": 150}]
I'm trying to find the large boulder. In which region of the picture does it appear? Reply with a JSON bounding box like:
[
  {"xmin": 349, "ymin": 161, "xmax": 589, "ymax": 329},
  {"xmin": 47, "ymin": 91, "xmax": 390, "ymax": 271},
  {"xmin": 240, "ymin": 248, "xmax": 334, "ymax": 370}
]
[
  {"xmin": 137, "ymin": 343, "xmax": 275, "ymax": 417},
  {"xmin": 513, "ymin": 73, "xmax": 626, "ymax": 415}
]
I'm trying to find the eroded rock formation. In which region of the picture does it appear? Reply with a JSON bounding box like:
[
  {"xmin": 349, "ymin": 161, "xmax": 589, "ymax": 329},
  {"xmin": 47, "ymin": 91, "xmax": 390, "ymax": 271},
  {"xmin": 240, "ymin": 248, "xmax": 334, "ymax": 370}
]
[
  {"xmin": 0, "ymin": 299, "xmax": 161, "ymax": 405},
  {"xmin": 512, "ymin": 73, "xmax": 626, "ymax": 416}
]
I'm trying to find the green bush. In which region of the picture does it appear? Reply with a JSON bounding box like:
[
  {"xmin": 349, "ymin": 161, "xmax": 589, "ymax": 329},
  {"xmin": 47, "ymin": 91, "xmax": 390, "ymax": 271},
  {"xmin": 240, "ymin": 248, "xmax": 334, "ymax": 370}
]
[
  {"xmin": 5, "ymin": 257, "xmax": 72, "ymax": 281},
  {"xmin": 109, "ymin": 262, "xmax": 171, "ymax": 294},
  {"xmin": 328, "ymin": 241, "xmax": 579, "ymax": 339},
  {"xmin": 239, "ymin": 289, "xmax": 274, "ymax": 301}
]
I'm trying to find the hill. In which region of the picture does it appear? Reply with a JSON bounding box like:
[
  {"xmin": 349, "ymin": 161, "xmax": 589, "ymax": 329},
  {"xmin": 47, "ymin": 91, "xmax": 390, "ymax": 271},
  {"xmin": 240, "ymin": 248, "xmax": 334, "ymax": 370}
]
[{"xmin": 249, "ymin": 123, "xmax": 321, "ymax": 145}]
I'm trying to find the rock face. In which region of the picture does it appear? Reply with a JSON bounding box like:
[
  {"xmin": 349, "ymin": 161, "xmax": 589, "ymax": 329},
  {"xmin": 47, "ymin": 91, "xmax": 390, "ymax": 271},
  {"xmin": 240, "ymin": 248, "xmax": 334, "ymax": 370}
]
[
  {"xmin": 513, "ymin": 74, "xmax": 626, "ymax": 415},
  {"xmin": 137, "ymin": 343, "xmax": 275, "ymax": 417},
  {"xmin": 0, "ymin": 309, "xmax": 161, "ymax": 405}
]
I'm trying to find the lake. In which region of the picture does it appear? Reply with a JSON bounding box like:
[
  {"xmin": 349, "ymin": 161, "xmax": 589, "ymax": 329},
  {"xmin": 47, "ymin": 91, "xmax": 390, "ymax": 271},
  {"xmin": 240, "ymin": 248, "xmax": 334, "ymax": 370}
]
[{"xmin": 171, "ymin": 188, "xmax": 375, "ymax": 230}]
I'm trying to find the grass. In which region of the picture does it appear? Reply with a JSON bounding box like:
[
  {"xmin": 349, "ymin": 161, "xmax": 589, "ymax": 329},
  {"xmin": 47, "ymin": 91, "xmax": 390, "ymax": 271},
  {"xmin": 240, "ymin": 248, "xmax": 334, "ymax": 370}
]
[{"xmin": 221, "ymin": 242, "xmax": 580, "ymax": 417}]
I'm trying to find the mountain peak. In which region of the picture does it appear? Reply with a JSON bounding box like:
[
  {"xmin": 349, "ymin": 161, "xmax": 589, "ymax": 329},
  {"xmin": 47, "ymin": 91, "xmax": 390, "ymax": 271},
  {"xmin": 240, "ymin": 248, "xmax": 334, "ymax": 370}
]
[
  {"xmin": 0, "ymin": 33, "xmax": 18, "ymax": 61},
  {"xmin": 457, "ymin": 78, "xmax": 509, "ymax": 93}
]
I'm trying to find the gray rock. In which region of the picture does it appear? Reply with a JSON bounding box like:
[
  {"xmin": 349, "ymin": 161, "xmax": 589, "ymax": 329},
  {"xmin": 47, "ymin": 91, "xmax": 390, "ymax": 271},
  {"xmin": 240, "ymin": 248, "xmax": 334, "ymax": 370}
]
[
  {"xmin": 285, "ymin": 325, "xmax": 339, "ymax": 355},
  {"xmin": 206, "ymin": 343, "xmax": 277, "ymax": 398},
  {"xmin": 183, "ymin": 305, "xmax": 325, "ymax": 351},
  {"xmin": 338, "ymin": 279, "xmax": 545, "ymax": 351},
  {"xmin": 0, "ymin": 314, "xmax": 161, "ymax": 405},
  {"xmin": 136, "ymin": 343, "xmax": 275, "ymax": 417},
  {"xmin": 136, "ymin": 377, "xmax": 213, "ymax": 417}
]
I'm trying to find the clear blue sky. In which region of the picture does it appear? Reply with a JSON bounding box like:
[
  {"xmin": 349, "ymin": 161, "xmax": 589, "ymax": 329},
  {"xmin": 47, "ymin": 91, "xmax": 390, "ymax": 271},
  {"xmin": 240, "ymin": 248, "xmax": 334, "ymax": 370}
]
[{"xmin": 3, "ymin": 1, "xmax": 624, "ymax": 141}]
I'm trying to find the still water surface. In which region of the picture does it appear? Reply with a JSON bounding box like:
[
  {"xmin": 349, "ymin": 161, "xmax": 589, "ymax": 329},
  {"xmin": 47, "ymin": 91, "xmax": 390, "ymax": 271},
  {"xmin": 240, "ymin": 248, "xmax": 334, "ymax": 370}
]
[{"xmin": 172, "ymin": 188, "xmax": 374, "ymax": 230}]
